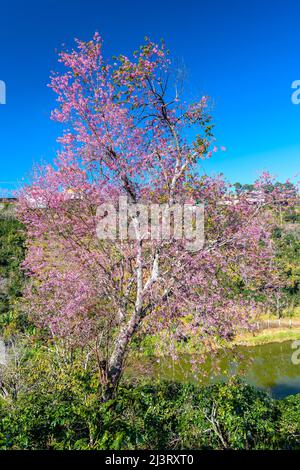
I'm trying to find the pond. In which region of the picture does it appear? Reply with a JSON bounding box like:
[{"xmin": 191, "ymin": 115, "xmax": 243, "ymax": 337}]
[{"xmin": 128, "ymin": 340, "xmax": 300, "ymax": 399}]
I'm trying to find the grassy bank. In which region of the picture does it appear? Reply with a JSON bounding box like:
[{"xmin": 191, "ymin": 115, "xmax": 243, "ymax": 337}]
[
  {"xmin": 137, "ymin": 324, "xmax": 300, "ymax": 358},
  {"xmin": 234, "ymin": 327, "xmax": 300, "ymax": 346}
]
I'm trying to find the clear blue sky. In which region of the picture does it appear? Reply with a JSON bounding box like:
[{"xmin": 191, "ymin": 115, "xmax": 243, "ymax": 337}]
[{"xmin": 1, "ymin": 0, "xmax": 300, "ymax": 195}]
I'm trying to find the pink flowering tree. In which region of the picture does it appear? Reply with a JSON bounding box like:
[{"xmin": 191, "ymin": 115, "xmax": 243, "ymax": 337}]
[{"xmin": 18, "ymin": 34, "xmax": 294, "ymax": 400}]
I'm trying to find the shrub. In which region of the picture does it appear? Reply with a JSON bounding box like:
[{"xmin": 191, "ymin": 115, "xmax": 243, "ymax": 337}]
[
  {"xmin": 277, "ymin": 394, "xmax": 300, "ymax": 449},
  {"xmin": 0, "ymin": 378, "xmax": 285, "ymax": 450}
]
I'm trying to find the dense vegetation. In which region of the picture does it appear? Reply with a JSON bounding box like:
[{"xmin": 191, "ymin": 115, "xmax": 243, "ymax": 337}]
[
  {"xmin": 1, "ymin": 378, "xmax": 300, "ymax": 450},
  {"xmin": 273, "ymin": 213, "xmax": 300, "ymax": 315},
  {"xmin": 0, "ymin": 210, "xmax": 25, "ymax": 317}
]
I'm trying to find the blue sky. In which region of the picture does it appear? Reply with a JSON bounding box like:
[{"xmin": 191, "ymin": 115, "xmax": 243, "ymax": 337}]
[{"xmin": 0, "ymin": 0, "xmax": 300, "ymax": 195}]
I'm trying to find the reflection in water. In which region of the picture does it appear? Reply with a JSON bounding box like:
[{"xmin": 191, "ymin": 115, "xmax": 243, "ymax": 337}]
[{"xmin": 128, "ymin": 341, "xmax": 300, "ymax": 399}]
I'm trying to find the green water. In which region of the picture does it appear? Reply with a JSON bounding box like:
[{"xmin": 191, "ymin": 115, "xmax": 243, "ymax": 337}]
[{"xmin": 130, "ymin": 340, "xmax": 300, "ymax": 399}]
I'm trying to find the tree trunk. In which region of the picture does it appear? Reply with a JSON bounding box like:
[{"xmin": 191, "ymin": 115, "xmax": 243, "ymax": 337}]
[
  {"xmin": 101, "ymin": 226, "xmax": 155, "ymax": 401},
  {"xmin": 102, "ymin": 310, "xmax": 141, "ymax": 401}
]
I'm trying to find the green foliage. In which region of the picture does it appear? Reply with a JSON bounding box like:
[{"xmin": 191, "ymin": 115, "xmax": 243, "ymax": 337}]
[
  {"xmin": 0, "ymin": 215, "xmax": 25, "ymax": 319},
  {"xmin": 277, "ymin": 394, "xmax": 300, "ymax": 449},
  {"xmin": 0, "ymin": 373, "xmax": 297, "ymax": 450},
  {"xmin": 274, "ymin": 226, "xmax": 300, "ymax": 314}
]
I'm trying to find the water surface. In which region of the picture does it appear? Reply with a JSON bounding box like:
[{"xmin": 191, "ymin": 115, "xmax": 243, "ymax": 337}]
[{"xmin": 129, "ymin": 340, "xmax": 300, "ymax": 399}]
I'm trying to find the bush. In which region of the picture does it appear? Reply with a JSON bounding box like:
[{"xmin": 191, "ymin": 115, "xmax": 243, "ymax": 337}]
[
  {"xmin": 278, "ymin": 394, "xmax": 300, "ymax": 449},
  {"xmin": 0, "ymin": 378, "xmax": 287, "ymax": 450}
]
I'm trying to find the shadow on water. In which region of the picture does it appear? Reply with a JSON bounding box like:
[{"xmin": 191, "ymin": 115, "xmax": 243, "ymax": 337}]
[{"xmin": 128, "ymin": 340, "xmax": 300, "ymax": 399}]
